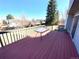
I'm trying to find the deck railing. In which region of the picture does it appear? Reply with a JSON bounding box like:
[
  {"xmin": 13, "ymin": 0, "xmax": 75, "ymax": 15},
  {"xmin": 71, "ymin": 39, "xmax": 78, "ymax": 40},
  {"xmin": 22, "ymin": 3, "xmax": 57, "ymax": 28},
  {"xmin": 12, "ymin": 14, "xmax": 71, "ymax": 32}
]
[
  {"xmin": 0, "ymin": 26, "xmax": 55, "ymax": 48},
  {"xmin": 0, "ymin": 28, "xmax": 27, "ymax": 47}
]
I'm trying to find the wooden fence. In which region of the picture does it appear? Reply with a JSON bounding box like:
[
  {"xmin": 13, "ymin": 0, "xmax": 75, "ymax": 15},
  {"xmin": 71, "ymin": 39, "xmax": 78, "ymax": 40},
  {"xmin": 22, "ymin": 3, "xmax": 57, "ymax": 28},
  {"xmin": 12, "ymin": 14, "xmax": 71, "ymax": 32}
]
[{"xmin": 0, "ymin": 28, "xmax": 27, "ymax": 47}]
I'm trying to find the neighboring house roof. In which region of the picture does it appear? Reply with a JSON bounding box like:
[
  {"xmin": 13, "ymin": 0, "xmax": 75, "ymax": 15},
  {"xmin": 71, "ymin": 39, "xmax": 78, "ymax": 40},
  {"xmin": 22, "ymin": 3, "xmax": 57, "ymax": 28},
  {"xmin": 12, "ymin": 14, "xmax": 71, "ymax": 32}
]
[{"xmin": 8, "ymin": 19, "xmax": 30, "ymax": 27}]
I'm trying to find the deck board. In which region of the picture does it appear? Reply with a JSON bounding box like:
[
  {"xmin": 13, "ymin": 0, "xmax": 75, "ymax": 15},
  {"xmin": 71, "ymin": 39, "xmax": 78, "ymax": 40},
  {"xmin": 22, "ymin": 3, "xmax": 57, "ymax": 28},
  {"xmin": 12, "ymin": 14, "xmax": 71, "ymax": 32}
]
[{"xmin": 0, "ymin": 31, "xmax": 79, "ymax": 59}]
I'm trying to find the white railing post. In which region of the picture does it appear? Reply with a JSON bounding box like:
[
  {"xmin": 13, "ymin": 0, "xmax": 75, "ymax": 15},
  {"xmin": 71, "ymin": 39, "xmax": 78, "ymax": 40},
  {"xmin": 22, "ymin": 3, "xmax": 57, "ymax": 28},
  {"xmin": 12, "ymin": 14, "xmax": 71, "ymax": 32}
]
[{"xmin": 0, "ymin": 28, "xmax": 28, "ymax": 47}]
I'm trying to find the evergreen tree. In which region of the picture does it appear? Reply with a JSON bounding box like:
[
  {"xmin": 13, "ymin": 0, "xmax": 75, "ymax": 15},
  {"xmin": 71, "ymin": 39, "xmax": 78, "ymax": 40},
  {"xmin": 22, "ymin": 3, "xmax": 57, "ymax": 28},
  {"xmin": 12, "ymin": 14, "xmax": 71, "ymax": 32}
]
[{"xmin": 45, "ymin": 0, "xmax": 58, "ymax": 25}]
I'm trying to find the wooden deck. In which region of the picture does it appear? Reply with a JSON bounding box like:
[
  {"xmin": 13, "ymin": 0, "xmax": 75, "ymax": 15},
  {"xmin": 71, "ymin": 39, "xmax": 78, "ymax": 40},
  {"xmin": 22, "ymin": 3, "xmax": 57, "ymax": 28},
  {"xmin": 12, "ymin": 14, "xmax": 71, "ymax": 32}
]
[{"xmin": 0, "ymin": 31, "xmax": 79, "ymax": 59}]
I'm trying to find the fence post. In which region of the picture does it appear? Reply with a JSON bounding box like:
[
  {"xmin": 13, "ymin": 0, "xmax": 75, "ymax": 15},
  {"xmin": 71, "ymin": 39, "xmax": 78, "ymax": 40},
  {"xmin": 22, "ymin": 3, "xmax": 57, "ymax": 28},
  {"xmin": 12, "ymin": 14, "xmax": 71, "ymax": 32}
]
[{"xmin": 0, "ymin": 37, "xmax": 4, "ymax": 47}]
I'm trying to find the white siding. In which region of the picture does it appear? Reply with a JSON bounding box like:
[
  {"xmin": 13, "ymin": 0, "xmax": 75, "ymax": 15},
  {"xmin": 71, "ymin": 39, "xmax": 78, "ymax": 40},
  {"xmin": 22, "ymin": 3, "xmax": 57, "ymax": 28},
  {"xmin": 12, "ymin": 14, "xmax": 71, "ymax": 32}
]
[
  {"xmin": 66, "ymin": 16, "xmax": 73, "ymax": 33},
  {"xmin": 73, "ymin": 18, "xmax": 79, "ymax": 54}
]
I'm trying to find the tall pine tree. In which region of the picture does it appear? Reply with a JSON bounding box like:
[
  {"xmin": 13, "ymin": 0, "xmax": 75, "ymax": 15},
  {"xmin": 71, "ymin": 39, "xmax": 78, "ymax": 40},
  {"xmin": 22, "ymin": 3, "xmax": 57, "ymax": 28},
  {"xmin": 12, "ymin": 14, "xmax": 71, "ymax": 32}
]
[{"xmin": 45, "ymin": 0, "xmax": 58, "ymax": 25}]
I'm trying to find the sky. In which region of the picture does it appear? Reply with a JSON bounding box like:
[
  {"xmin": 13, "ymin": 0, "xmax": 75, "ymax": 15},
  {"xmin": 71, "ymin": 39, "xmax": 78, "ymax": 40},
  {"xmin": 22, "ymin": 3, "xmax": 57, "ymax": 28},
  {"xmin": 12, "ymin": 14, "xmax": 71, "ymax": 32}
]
[
  {"xmin": 0, "ymin": 0, "xmax": 69, "ymax": 20},
  {"xmin": 56, "ymin": 0, "xmax": 69, "ymax": 20}
]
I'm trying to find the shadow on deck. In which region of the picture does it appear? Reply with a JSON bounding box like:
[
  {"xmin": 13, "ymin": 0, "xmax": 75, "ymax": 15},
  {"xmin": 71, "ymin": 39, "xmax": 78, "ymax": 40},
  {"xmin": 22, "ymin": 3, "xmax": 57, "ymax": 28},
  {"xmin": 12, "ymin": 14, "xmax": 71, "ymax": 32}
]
[{"xmin": 0, "ymin": 31, "xmax": 79, "ymax": 59}]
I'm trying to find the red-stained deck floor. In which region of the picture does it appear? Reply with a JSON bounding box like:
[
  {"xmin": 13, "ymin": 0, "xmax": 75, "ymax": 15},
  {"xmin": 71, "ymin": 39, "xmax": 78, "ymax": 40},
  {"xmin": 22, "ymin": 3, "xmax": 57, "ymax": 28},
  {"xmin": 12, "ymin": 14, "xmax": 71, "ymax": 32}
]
[{"xmin": 0, "ymin": 31, "xmax": 79, "ymax": 59}]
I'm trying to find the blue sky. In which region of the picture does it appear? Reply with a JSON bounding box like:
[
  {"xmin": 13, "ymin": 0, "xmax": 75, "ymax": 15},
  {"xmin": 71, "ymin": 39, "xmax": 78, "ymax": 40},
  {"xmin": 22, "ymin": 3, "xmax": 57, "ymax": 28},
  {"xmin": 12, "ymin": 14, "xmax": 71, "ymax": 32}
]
[
  {"xmin": 56, "ymin": 0, "xmax": 69, "ymax": 15},
  {"xmin": 0, "ymin": 0, "xmax": 69, "ymax": 20}
]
